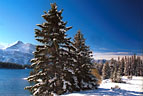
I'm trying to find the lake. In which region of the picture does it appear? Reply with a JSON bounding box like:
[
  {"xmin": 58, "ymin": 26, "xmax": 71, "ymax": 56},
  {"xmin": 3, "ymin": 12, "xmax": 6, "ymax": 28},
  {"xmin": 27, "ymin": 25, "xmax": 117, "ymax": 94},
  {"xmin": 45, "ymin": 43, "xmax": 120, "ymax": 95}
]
[{"xmin": 0, "ymin": 69, "xmax": 31, "ymax": 96}]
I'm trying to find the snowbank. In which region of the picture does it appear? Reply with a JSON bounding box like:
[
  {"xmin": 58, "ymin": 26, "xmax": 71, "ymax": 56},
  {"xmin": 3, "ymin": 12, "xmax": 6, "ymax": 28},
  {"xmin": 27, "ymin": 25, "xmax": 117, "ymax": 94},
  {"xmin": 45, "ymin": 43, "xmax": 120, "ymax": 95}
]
[{"xmin": 61, "ymin": 76, "xmax": 143, "ymax": 96}]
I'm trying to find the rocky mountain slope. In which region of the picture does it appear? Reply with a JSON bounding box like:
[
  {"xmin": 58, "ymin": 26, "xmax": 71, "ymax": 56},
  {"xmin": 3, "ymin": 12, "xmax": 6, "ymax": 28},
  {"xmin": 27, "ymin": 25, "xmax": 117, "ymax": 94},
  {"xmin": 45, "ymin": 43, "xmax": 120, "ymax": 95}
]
[{"xmin": 0, "ymin": 41, "xmax": 35, "ymax": 65}]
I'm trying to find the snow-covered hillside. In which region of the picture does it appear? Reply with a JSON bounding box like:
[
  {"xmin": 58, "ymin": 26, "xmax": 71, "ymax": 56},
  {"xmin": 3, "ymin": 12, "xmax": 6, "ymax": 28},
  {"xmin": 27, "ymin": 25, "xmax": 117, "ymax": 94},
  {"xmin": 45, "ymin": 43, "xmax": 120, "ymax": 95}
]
[
  {"xmin": 0, "ymin": 41, "xmax": 35, "ymax": 65},
  {"xmin": 61, "ymin": 76, "xmax": 143, "ymax": 96}
]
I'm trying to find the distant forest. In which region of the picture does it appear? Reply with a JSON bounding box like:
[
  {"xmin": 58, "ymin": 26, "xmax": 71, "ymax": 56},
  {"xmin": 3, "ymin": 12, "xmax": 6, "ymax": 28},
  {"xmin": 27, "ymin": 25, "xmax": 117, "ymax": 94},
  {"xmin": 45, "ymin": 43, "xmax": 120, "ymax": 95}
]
[
  {"xmin": 95, "ymin": 54, "xmax": 143, "ymax": 83},
  {"xmin": 0, "ymin": 62, "xmax": 31, "ymax": 69}
]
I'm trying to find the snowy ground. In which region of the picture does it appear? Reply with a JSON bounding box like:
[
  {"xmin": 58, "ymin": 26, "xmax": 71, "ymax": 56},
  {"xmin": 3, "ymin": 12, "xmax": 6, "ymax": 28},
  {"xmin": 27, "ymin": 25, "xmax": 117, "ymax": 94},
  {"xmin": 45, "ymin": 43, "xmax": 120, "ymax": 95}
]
[{"xmin": 61, "ymin": 76, "xmax": 143, "ymax": 96}]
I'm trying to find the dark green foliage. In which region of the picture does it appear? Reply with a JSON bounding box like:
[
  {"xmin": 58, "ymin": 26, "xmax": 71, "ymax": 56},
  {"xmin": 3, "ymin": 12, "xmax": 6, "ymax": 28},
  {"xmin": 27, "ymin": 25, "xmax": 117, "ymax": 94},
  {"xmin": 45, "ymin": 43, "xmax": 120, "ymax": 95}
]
[
  {"xmin": 102, "ymin": 62, "xmax": 110, "ymax": 79},
  {"xmin": 109, "ymin": 55, "xmax": 143, "ymax": 82},
  {"xmin": 123, "ymin": 55, "xmax": 143, "ymax": 76},
  {"xmin": 109, "ymin": 58, "xmax": 116, "ymax": 80},
  {"xmin": 94, "ymin": 62, "xmax": 104, "ymax": 75},
  {"xmin": 111, "ymin": 58, "xmax": 122, "ymax": 83},
  {"xmin": 120, "ymin": 58, "xmax": 125, "ymax": 76},
  {"xmin": 0, "ymin": 62, "xmax": 27, "ymax": 69},
  {"xmin": 25, "ymin": 3, "xmax": 81, "ymax": 96},
  {"xmin": 94, "ymin": 54, "xmax": 143, "ymax": 83},
  {"xmin": 73, "ymin": 30, "xmax": 98, "ymax": 90}
]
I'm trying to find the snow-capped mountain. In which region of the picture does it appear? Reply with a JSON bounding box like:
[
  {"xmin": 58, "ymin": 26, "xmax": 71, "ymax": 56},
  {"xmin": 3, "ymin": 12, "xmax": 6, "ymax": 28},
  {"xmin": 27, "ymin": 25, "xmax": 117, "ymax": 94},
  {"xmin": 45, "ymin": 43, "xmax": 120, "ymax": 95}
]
[
  {"xmin": 0, "ymin": 41, "xmax": 108, "ymax": 65},
  {"xmin": 0, "ymin": 41, "xmax": 35, "ymax": 65},
  {"xmin": 0, "ymin": 45, "xmax": 5, "ymax": 49},
  {"xmin": 5, "ymin": 41, "xmax": 35, "ymax": 53}
]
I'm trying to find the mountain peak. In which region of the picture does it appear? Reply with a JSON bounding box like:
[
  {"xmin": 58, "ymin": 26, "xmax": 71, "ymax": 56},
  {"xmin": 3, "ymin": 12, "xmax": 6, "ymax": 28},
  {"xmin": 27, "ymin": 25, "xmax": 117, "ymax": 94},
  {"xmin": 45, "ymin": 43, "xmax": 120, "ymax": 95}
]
[
  {"xmin": 5, "ymin": 41, "xmax": 35, "ymax": 53},
  {"xmin": 14, "ymin": 41, "xmax": 24, "ymax": 45},
  {"xmin": 5, "ymin": 41, "xmax": 24, "ymax": 49},
  {"xmin": 16, "ymin": 40, "xmax": 23, "ymax": 43},
  {"xmin": 0, "ymin": 41, "xmax": 35, "ymax": 65}
]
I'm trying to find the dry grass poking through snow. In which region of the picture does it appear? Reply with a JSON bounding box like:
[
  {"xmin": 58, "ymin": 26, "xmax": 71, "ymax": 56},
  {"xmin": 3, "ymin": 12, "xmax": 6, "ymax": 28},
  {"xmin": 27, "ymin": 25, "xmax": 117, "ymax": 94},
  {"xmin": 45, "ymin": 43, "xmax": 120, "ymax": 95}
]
[{"xmin": 91, "ymin": 68, "xmax": 102, "ymax": 84}]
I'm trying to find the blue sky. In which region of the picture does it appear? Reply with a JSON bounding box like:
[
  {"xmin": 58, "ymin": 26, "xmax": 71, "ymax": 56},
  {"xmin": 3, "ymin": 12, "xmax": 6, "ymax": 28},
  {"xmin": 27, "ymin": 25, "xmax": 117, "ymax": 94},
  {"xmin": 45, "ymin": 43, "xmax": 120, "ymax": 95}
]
[{"xmin": 0, "ymin": 0, "xmax": 143, "ymax": 55}]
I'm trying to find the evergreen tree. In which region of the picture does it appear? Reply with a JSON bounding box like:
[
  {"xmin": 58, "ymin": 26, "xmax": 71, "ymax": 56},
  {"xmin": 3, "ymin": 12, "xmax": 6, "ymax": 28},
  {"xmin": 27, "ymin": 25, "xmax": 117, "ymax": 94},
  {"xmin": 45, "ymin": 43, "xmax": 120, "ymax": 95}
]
[
  {"xmin": 111, "ymin": 60, "xmax": 117, "ymax": 82},
  {"xmin": 131, "ymin": 54, "xmax": 137, "ymax": 76},
  {"xmin": 110, "ymin": 58, "xmax": 121, "ymax": 83},
  {"xmin": 122, "ymin": 55, "xmax": 143, "ymax": 77},
  {"xmin": 73, "ymin": 30, "xmax": 98, "ymax": 90},
  {"xmin": 102, "ymin": 62, "xmax": 110, "ymax": 79},
  {"xmin": 116, "ymin": 58, "xmax": 122, "ymax": 82},
  {"xmin": 124, "ymin": 56, "xmax": 128, "ymax": 76},
  {"xmin": 136, "ymin": 56, "xmax": 143, "ymax": 76},
  {"xmin": 107, "ymin": 55, "xmax": 143, "ymax": 81},
  {"xmin": 111, "ymin": 61, "xmax": 121, "ymax": 82},
  {"xmin": 94, "ymin": 62, "xmax": 104, "ymax": 75},
  {"xmin": 109, "ymin": 58, "xmax": 116, "ymax": 79},
  {"xmin": 25, "ymin": 3, "xmax": 80, "ymax": 95},
  {"xmin": 140, "ymin": 59, "xmax": 143, "ymax": 76},
  {"xmin": 124, "ymin": 57, "xmax": 131, "ymax": 76},
  {"xmin": 120, "ymin": 57, "xmax": 125, "ymax": 76},
  {"xmin": 136, "ymin": 56, "xmax": 141, "ymax": 76},
  {"xmin": 128, "ymin": 57, "xmax": 132, "ymax": 76}
]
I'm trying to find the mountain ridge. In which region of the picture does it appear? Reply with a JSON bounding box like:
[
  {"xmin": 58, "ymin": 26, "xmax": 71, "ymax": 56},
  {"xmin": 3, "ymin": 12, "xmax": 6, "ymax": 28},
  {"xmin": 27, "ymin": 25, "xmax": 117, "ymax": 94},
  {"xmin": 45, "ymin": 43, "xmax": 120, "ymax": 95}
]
[
  {"xmin": 0, "ymin": 41, "xmax": 108, "ymax": 65},
  {"xmin": 0, "ymin": 41, "xmax": 35, "ymax": 65}
]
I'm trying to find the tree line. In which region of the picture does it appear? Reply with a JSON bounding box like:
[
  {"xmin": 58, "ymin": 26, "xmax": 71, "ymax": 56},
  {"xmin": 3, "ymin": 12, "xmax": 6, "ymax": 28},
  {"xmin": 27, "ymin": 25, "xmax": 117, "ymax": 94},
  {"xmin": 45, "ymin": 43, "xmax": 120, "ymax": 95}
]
[
  {"xmin": 95, "ymin": 54, "xmax": 143, "ymax": 83},
  {"xmin": 0, "ymin": 62, "xmax": 31, "ymax": 69}
]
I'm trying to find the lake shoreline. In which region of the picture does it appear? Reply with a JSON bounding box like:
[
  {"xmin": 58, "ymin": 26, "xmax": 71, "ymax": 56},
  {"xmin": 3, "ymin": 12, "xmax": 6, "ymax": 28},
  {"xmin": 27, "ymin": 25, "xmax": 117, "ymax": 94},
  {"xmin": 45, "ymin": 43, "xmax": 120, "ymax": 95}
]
[{"xmin": 0, "ymin": 61, "xmax": 31, "ymax": 69}]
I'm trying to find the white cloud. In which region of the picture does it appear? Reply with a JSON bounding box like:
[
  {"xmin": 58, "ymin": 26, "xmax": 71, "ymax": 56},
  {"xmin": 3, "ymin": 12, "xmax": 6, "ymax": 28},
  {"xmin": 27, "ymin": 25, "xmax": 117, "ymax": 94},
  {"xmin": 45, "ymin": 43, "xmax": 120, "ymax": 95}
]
[{"xmin": 92, "ymin": 52, "xmax": 132, "ymax": 60}]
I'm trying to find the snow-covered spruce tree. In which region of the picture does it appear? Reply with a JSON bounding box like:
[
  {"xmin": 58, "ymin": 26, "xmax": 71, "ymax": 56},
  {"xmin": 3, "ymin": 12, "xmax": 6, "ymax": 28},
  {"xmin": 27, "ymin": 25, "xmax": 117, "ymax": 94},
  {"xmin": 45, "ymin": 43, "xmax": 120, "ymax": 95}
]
[
  {"xmin": 94, "ymin": 62, "xmax": 104, "ymax": 75},
  {"xmin": 109, "ymin": 58, "xmax": 116, "ymax": 80},
  {"xmin": 128, "ymin": 57, "xmax": 132, "ymax": 76},
  {"xmin": 123, "ymin": 56, "xmax": 128, "ymax": 76},
  {"xmin": 137, "ymin": 56, "xmax": 143, "ymax": 76},
  {"xmin": 111, "ymin": 58, "xmax": 122, "ymax": 83},
  {"xmin": 130, "ymin": 54, "xmax": 137, "ymax": 76},
  {"xmin": 140, "ymin": 59, "xmax": 143, "ymax": 76},
  {"xmin": 111, "ymin": 61, "xmax": 117, "ymax": 82},
  {"xmin": 136, "ymin": 57, "xmax": 140, "ymax": 76},
  {"xmin": 25, "ymin": 3, "xmax": 80, "ymax": 95},
  {"xmin": 120, "ymin": 57, "xmax": 125, "ymax": 76},
  {"xmin": 102, "ymin": 62, "xmax": 110, "ymax": 79},
  {"xmin": 72, "ymin": 30, "xmax": 98, "ymax": 90},
  {"xmin": 116, "ymin": 58, "xmax": 122, "ymax": 82}
]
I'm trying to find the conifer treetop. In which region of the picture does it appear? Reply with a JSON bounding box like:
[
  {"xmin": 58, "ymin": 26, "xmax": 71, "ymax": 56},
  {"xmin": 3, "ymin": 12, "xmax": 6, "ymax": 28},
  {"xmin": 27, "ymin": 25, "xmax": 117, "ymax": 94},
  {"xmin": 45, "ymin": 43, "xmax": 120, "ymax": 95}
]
[{"xmin": 35, "ymin": 3, "xmax": 72, "ymax": 45}]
